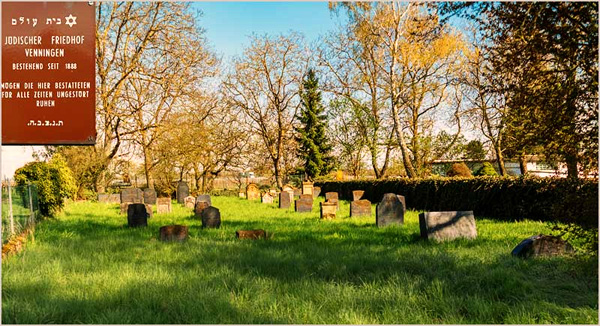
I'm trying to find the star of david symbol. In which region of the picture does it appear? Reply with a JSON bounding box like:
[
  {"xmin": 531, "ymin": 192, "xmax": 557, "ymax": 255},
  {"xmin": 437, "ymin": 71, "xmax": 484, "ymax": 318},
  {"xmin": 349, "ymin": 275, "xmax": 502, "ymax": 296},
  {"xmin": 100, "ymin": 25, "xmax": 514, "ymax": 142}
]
[{"xmin": 65, "ymin": 14, "xmax": 77, "ymax": 28}]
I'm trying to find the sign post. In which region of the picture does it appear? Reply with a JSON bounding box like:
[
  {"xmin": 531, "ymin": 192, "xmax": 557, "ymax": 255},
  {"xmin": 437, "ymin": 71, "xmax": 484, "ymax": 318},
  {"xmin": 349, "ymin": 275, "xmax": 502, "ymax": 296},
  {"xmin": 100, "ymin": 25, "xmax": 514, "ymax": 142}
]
[{"xmin": 1, "ymin": 1, "xmax": 96, "ymax": 145}]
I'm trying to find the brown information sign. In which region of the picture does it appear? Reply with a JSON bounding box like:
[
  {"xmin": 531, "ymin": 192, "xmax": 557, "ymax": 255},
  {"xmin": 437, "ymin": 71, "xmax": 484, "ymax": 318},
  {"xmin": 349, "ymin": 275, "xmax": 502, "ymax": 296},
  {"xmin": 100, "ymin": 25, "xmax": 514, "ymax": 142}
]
[{"xmin": 2, "ymin": 1, "xmax": 96, "ymax": 145}]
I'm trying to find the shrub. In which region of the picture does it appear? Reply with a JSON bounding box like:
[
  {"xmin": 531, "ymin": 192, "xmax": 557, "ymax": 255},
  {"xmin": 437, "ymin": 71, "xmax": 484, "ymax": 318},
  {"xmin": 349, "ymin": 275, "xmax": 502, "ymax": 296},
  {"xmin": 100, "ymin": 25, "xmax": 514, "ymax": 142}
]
[
  {"xmin": 14, "ymin": 154, "xmax": 77, "ymax": 217},
  {"xmin": 315, "ymin": 176, "xmax": 598, "ymax": 228},
  {"xmin": 474, "ymin": 162, "xmax": 498, "ymax": 176},
  {"xmin": 446, "ymin": 162, "xmax": 472, "ymax": 177}
]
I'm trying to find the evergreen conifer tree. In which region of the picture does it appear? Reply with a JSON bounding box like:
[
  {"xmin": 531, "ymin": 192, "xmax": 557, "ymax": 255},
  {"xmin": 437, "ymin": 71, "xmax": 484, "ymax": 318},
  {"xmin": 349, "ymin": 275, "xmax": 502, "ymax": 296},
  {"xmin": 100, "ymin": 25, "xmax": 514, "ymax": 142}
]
[{"xmin": 295, "ymin": 69, "xmax": 333, "ymax": 179}]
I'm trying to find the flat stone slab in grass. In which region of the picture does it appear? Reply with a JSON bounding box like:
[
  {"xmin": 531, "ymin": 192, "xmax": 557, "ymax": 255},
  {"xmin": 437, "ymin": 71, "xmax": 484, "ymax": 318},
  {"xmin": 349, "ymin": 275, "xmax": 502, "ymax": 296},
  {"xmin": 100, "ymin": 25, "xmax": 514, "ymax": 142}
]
[
  {"xmin": 236, "ymin": 229, "xmax": 267, "ymax": 240},
  {"xmin": 279, "ymin": 191, "xmax": 292, "ymax": 209},
  {"xmin": 196, "ymin": 194, "xmax": 212, "ymax": 206},
  {"xmin": 350, "ymin": 199, "xmax": 371, "ymax": 217},
  {"xmin": 127, "ymin": 203, "xmax": 149, "ymax": 227},
  {"xmin": 511, "ymin": 234, "xmax": 574, "ymax": 258},
  {"xmin": 143, "ymin": 188, "xmax": 157, "ymax": 205},
  {"xmin": 313, "ymin": 186, "xmax": 321, "ymax": 199},
  {"xmin": 376, "ymin": 193, "xmax": 405, "ymax": 227},
  {"xmin": 320, "ymin": 201, "xmax": 337, "ymax": 220},
  {"xmin": 246, "ymin": 183, "xmax": 260, "ymax": 201},
  {"xmin": 201, "ymin": 206, "xmax": 221, "ymax": 228},
  {"xmin": 176, "ymin": 181, "xmax": 189, "ymax": 204},
  {"xmin": 295, "ymin": 198, "xmax": 313, "ymax": 212},
  {"xmin": 184, "ymin": 196, "xmax": 195, "ymax": 209},
  {"xmin": 302, "ymin": 181, "xmax": 313, "ymax": 196},
  {"xmin": 121, "ymin": 188, "xmax": 143, "ymax": 204},
  {"xmin": 262, "ymin": 192, "xmax": 274, "ymax": 204},
  {"xmin": 352, "ymin": 190, "xmax": 364, "ymax": 201},
  {"xmin": 159, "ymin": 225, "xmax": 188, "ymax": 242},
  {"xmin": 419, "ymin": 211, "xmax": 477, "ymax": 242},
  {"xmin": 194, "ymin": 201, "xmax": 210, "ymax": 217},
  {"xmin": 157, "ymin": 197, "xmax": 172, "ymax": 214}
]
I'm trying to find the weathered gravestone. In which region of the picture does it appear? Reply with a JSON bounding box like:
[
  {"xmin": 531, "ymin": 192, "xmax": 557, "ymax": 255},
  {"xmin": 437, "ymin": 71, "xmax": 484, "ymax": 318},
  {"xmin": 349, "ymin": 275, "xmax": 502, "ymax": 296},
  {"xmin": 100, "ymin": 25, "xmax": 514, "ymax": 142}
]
[
  {"xmin": 511, "ymin": 234, "xmax": 574, "ymax": 258},
  {"xmin": 156, "ymin": 197, "xmax": 172, "ymax": 214},
  {"xmin": 246, "ymin": 183, "xmax": 260, "ymax": 201},
  {"xmin": 159, "ymin": 225, "xmax": 189, "ymax": 242},
  {"xmin": 176, "ymin": 181, "xmax": 189, "ymax": 204},
  {"xmin": 295, "ymin": 197, "xmax": 313, "ymax": 212},
  {"xmin": 143, "ymin": 188, "xmax": 157, "ymax": 205},
  {"xmin": 196, "ymin": 194, "xmax": 212, "ymax": 206},
  {"xmin": 236, "ymin": 229, "xmax": 267, "ymax": 240},
  {"xmin": 120, "ymin": 202, "xmax": 132, "ymax": 215},
  {"xmin": 376, "ymin": 193, "xmax": 405, "ymax": 227},
  {"xmin": 239, "ymin": 192, "xmax": 246, "ymax": 198},
  {"xmin": 269, "ymin": 189, "xmax": 277, "ymax": 196},
  {"xmin": 121, "ymin": 188, "xmax": 143, "ymax": 203},
  {"xmin": 282, "ymin": 184, "xmax": 294, "ymax": 193},
  {"xmin": 302, "ymin": 181, "xmax": 314, "ymax": 196},
  {"xmin": 109, "ymin": 194, "xmax": 121, "ymax": 203},
  {"xmin": 320, "ymin": 201, "xmax": 337, "ymax": 220},
  {"xmin": 145, "ymin": 204, "xmax": 154, "ymax": 218},
  {"xmin": 195, "ymin": 201, "xmax": 210, "ymax": 217},
  {"xmin": 352, "ymin": 190, "xmax": 365, "ymax": 201},
  {"xmin": 293, "ymin": 188, "xmax": 302, "ymax": 197},
  {"xmin": 419, "ymin": 211, "xmax": 477, "ymax": 242},
  {"xmin": 313, "ymin": 186, "xmax": 321, "ymax": 199},
  {"xmin": 201, "ymin": 206, "xmax": 221, "ymax": 228},
  {"xmin": 279, "ymin": 191, "xmax": 292, "ymax": 209},
  {"xmin": 397, "ymin": 195, "xmax": 406, "ymax": 214},
  {"xmin": 127, "ymin": 203, "xmax": 149, "ymax": 227},
  {"xmin": 325, "ymin": 192, "xmax": 339, "ymax": 209},
  {"xmin": 97, "ymin": 194, "xmax": 109, "ymax": 203},
  {"xmin": 350, "ymin": 199, "xmax": 371, "ymax": 217},
  {"xmin": 184, "ymin": 196, "xmax": 195, "ymax": 209},
  {"xmin": 261, "ymin": 192, "xmax": 274, "ymax": 204}
]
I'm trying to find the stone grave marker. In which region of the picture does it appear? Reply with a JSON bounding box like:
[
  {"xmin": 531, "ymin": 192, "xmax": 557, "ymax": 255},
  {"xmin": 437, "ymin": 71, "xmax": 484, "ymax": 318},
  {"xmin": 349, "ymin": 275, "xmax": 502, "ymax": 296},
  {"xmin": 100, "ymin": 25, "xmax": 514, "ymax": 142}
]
[
  {"xmin": 159, "ymin": 225, "xmax": 189, "ymax": 242},
  {"xmin": 325, "ymin": 192, "xmax": 339, "ymax": 209},
  {"xmin": 121, "ymin": 188, "xmax": 143, "ymax": 203},
  {"xmin": 320, "ymin": 201, "xmax": 337, "ymax": 220},
  {"xmin": 376, "ymin": 193, "xmax": 405, "ymax": 227},
  {"xmin": 282, "ymin": 184, "xmax": 294, "ymax": 193},
  {"xmin": 261, "ymin": 192, "xmax": 274, "ymax": 204},
  {"xmin": 511, "ymin": 235, "xmax": 574, "ymax": 258},
  {"xmin": 176, "ymin": 181, "xmax": 189, "ymax": 204},
  {"xmin": 295, "ymin": 197, "xmax": 313, "ymax": 213},
  {"xmin": 279, "ymin": 191, "xmax": 291, "ymax": 209},
  {"xmin": 419, "ymin": 211, "xmax": 477, "ymax": 242},
  {"xmin": 269, "ymin": 189, "xmax": 277, "ymax": 196},
  {"xmin": 194, "ymin": 201, "xmax": 210, "ymax": 217},
  {"xmin": 143, "ymin": 188, "xmax": 157, "ymax": 205},
  {"xmin": 246, "ymin": 183, "xmax": 260, "ymax": 201},
  {"xmin": 236, "ymin": 229, "xmax": 267, "ymax": 240},
  {"xmin": 196, "ymin": 194, "xmax": 212, "ymax": 206},
  {"xmin": 352, "ymin": 190, "xmax": 365, "ymax": 201},
  {"xmin": 184, "ymin": 196, "xmax": 195, "ymax": 209},
  {"xmin": 127, "ymin": 203, "xmax": 149, "ymax": 227},
  {"xmin": 108, "ymin": 194, "xmax": 121, "ymax": 203},
  {"xmin": 120, "ymin": 202, "xmax": 132, "ymax": 215},
  {"xmin": 145, "ymin": 204, "xmax": 154, "ymax": 218},
  {"xmin": 201, "ymin": 206, "xmax": 221, "ymax": 228},
  {"xmin": 350, "ymin": 199, "xmax": 371, "ymax": 217},
  {"xmin": 313, "ymin": 186, "xmax": 321, "ymax": 199},
  {"xmin": 156, "ymin": 197, "xmax": 172, "ymax": 214},
  {"xmin": 239, "ymin": 192, "xmax": 246, "ymax": 198},
  {"xmin": 397, "ymin": 195, "xmax": 406, "ymax": 214},
  {"xmin": 97, "ymin": 194, "xmax": 109, "ymax": 203},
  {"xmin": 293, "ymin": 188, "xmax": 302, "ymax": 197},
  {"xmin": 302, "ymin": 181, "xmax": 314, "ymax": 196}
]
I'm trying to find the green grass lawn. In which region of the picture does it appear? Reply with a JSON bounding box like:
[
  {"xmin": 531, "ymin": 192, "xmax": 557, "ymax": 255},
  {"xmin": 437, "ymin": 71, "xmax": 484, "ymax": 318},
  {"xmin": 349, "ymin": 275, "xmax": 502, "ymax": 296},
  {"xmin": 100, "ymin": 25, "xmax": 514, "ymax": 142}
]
[{"xmin": 2, "ymin": 196, "xmax": 597, "ymax": 324}]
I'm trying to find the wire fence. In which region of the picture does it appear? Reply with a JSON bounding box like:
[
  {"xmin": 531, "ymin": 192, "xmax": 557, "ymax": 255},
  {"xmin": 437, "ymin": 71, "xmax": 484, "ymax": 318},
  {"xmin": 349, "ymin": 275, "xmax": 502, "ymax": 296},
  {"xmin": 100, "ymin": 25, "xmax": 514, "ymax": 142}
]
[{"xmin": 1, "ymin": 182, "xmax": 41, "ymax": 244}]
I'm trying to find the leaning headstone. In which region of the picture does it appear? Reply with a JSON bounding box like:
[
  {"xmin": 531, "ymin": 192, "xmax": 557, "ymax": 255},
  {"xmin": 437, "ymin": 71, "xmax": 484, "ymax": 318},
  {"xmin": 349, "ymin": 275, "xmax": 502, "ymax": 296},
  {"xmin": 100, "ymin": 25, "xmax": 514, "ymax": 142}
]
[
  {"xmin": 295, "ymin": 197, "xmax": 313, "ymax": 213},
  {"xmin": 511, "ymin": 235, "xmax": 574, "ymax": 258},
  {"xmin": 419, "ymin": 211, "xmax": 477, "ymax": 242},
  {"xmin": 108, "ymin": 194, "xmax": 121, "ymax": 204},
  {"xmin": 98, "ymin": 194, "xmax": 109, "ymax": 203},
  {"xmin": 350, "ymin": 199, "xmax": 371, "ymax": 217},
  {"xmin": 159, "ymin": 225, "xmax": 189, "ymax": 242},
  {"xmin": 236, "ymin": 229, "xmax": 267, "ymax": 240},
  {"xmin": 313, "ymin": 186, "xmax": 321, "ymax": 199},
  {"xmin": 352, "ymin": 190, "xmax": 365, "ymax": 201},
  {"xmin": 325, "ymin": 192, "xmax": 339, "ymax": 209},
  {"xmin": 121, "ymin": 188, "xmax": 143, "ymax": 203},
  {"xmin": 176, "ymin": 181, "xmax": 189, "ymax": 204},
  {"xmin": 143, "ymin": 188, "xmax": 157, "ymax": 205},
  {"xmin": 156, "ymin": 197, "xmax": 172, "ymax": 214},
  {"xmin": 302, "ymin": 181, "xmax": 314, "ymax": 196},
  {"xmin": 376, "ymin": 193, "xmax": 405, "ymax": 227},
  {"xmin": 279, "ymin": 191, "xmax": 291, "ymax": 209},
  {"xmin": 127, "ymin": 203, "xmax": 149, "ymax": 227},
  {"xmin": 320, "ymin": 201, "xmax": 337, "ymax": 220},
  {"xmin": 397, "ymin": 195, "xmax": 406, "ymax": 214},
  {"xmin": 246, "ymin": 183, "xmax": 260, "ymax": 201},
  {"xmin": 261, "ymin": 192, "xmax": 274, "ymax": 204},
  {"xmin": 194, "ymin": 201, "xmax": 210, "ymax": 217},
  {"xmin": 184, "ymin": 196, "xmax": 195, "ymax": 209},
  {"xmin": 201, "ymin": 206, "xmax": 221, "ymax": 228},
  {"xmin": 196, "ymin": 194, "xmax": 212, "ymax": 206}
]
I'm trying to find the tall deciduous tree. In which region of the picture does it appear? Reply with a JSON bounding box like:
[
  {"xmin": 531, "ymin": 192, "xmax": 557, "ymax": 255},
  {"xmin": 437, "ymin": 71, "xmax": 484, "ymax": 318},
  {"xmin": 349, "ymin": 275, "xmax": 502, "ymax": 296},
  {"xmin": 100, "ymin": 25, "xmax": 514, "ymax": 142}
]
[{"xmin": 295, "ymin": 69, "xmax": 333, "ymax": 179}]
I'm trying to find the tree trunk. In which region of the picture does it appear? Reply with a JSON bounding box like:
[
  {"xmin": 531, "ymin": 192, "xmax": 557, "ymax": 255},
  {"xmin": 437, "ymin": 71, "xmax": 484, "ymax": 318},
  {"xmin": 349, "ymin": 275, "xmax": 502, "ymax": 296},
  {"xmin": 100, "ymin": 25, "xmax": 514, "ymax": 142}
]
[
  {"xmin": 518, "ymin": 154, "xmax": 527, "ymax": 176},
  {"xmin": 565, "ymin": 154, "xmax": 579, "ymax": 179},
  {"xmin": 143, "ymin": 147, "xmax": 154, "ymax": 189},
  {"xmin": 493, "ymin": 144, "xmax": 507, "ymax": 176},
  {"xmin": 273, "ymin": 157, "xmax": 282, "ymax": 188}
]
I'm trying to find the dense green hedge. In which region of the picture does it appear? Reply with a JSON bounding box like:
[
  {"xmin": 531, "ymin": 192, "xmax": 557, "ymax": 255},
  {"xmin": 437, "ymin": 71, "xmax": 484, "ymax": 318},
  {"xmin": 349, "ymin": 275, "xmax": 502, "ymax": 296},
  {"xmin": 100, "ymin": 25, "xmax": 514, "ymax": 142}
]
[{"xmin": 316, "ymin": 176, "xmax": 598, "ymax": 228}]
